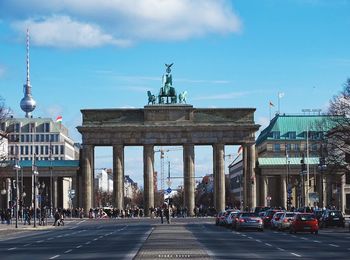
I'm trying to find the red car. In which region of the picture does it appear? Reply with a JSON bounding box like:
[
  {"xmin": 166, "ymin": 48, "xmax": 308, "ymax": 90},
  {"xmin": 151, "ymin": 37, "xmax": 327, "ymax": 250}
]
[{"xmin": 290, "ymin": 213, "xmax": 319, "ymax": 234}]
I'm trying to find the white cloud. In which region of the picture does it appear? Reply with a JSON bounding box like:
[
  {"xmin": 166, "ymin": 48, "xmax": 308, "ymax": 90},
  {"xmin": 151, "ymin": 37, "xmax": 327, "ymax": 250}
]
[
  {"xmin": 1, "ymin": 0, "xmax": 241, "ymax": 48},
  {"xmin": 12, "ymin": 16, "xmax": 130, "ymax": 48}
]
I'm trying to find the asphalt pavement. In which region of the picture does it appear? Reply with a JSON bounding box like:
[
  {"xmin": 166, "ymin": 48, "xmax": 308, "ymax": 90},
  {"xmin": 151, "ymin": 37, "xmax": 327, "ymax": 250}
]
[{"xmin": 0, "ymin": 217, "xmax": 349, "ymax": 259}]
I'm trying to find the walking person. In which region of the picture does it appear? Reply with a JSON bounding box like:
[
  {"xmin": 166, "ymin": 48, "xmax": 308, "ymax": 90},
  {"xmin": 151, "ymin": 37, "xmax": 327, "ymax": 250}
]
[
  {"xmin": 158, "ymin": 206, "xmax": 164, "ymax": 224},
  {"xmin": 53, "ymin": 210, "xmax": 60, "ymax": 226}
]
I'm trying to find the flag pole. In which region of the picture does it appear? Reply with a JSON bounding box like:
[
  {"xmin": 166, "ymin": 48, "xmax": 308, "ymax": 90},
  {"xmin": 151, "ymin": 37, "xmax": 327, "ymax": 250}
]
[{"xmin": 278, "ymin": 92, "xmax": 280, "ymax": 115}]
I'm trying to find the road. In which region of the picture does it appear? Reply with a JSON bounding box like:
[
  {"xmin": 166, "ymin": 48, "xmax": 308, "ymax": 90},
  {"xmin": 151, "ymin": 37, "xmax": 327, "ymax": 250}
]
[{"xmin": 0, "ymin": 218, "xmax": 349, "ymax": 259}]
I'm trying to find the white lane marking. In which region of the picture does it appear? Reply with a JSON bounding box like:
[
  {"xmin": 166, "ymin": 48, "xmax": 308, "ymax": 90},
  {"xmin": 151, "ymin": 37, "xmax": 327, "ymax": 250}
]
[
  {"xmin": 329, "ymin": 244, "xmax": 340, "ymax": 248},
  {"xmin": 348, "ymin": 248, "xmax": 350, "ymax": 251},
  {"xmin": 291, "ymin": 235, "xmax": 297, "ymax": 238},
  {"xmin": 313, "ymin": 240, "xmax": 321, "ymax": 243},
  {"xmin": 77, "ymin": 220, "xmax": 86, "ymax": 225},
  {"xmin": 36, "ymin": 240, "xmax": 44, "ymax": 243},
  {"xmin": 23, "ymin": 244, "xmax": 31, "ymax": 247},
  {"xmin": 49, "ymin": 255, "xmax": 60, "ymax": 259},
  {"xmin": 256, "ymin": 239, "xmax": 262, "ymax": 243},
  {"xmin": 290, "ymin": 253, "xmax": 301, "ymax": 257},
  {"xmin": 8, "ymin": 247, "xmax": 17, "ymax": 251},
  {"xmin": 85, "ymin": 241, "xmax": 91, "ymax": 245},
  {"xmin": 48, "ymin": 237, "xmax": 54, "ymax": 240},
  {"xmin": 277, "ymin": 247, "xmax": 285, "ymax": 252},
  {"xmin": 301, "ymin": 237, "xmax": 308, "ymax": 240},
  {"xmin": 265, "ymin": 243, "xmax": 273, "ymax": 247},
  {"xmin": 98, "ymin": 236, "xmax": 103, "ymax": 239},
  {"xmin": 76, "ymin": 245, "xmax": 82, "ymax": 249},
  {"xmin": 241, "ymin": 234, "xmax": 247, "ymax": 237},
  {"xmin": 273, "ymin": 231, "xmax": 278, "ymax": 234},
  {"xmin": 64, "ymin": 249, "xmax": 72, "ymax": 254},
  {"xmin": 57, "ymin": 235, "xmax": 63, "ymax": 238},
  {"xmin": 247, "ymin": 236, "xmax": 253, "ymax": 239},
  {"xmin": 93, "ymin": 238, "xmax": 98, "ymax": 241},
  {"xmin": 69, "ymin": 226, "xmax": 77, "ymax": 230},
  {"xmin": 282, "ymin": 233, "xmax": 287, "ymax": 235}
]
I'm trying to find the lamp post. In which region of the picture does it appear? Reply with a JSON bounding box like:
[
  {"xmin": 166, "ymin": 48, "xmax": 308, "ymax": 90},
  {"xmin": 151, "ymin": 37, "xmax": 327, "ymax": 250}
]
[
  {"xmin": 1, "ymin": 182, "xmax": 6, "ymax": 210},
  {"xmin": 13, "ymin": 159, "xmax": 21, "ymax": 228},
  {"xmin": 32, "ymin": 161, "xmax": 39, "ymax": 228}
]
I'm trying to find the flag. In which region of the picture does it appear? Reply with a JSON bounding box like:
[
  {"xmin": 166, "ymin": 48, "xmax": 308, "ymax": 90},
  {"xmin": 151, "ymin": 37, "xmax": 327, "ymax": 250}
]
[
  {"xmin": 278, "ymin": 92, "xmax": 285, "ymax": 99},
  {"xmin": 269, "ymin": 101, "xmax": 275, "ymax": 107},
  {"xmin": 56, "ymin": 116, "xmax": 62, "ymax": 123},
  {"xmin": 237, "ymin": 145, "xmax": 243, "ymax": 155}
]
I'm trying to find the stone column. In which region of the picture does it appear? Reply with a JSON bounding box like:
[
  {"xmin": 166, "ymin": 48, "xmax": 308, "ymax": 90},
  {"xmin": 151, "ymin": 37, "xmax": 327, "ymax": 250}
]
[
  {"xmin": 82, "ymin": 144, "xmax": 93, "ymax": 213},
  {"xmin": 243, "ymin": 146, "xmax": 248, "ymax": 209},
  {"xmin": 280, "ymin": 175, "xmax": 287, "ymax": 209},
  {"xmin": 261, "ymin": 175, "xmax": 267, "ymax": 206},
  {"xmin": 143, "ymin": 144, "xmax": 154, "ymax": 217},
  {"xmin": 53, "ymin": 176, "xmax": 58, "ymax": 209},
  {"xmin": 113, "ymin": 145, "xmax": 124, "ymax": 211},
  {"xmin": 183, "ymin": 144, "xmax": 195, "ymax": 216},
  {"xmin": 213, "ymin": 143, "xmax": 225, "ymax": 212},
  {"xmin": 340, "ymin": 174, "xmax": 346, "ymax": 212},
  {"xmin": 247, "ymin": 144, "xmax": 256, "ymax": 209}
]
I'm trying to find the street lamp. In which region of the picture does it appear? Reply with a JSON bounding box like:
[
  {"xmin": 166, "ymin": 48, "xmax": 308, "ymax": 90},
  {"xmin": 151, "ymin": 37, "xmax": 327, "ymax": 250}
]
[
  {"xmin": 13, "ymin": 160, "xmax": 21, "ymax": 228},
  {"xmin": 33, "ymin": 165, "xmax": 39, "ymax": 228}
]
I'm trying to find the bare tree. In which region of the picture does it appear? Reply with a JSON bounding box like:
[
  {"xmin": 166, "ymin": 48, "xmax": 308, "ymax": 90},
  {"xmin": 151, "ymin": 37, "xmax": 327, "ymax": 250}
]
[
  {"xmin": 325, "ymin": 78, "xmax": 350, "ymax": 172},
  {"xmin": 0, "ymin": 96, "xmax": 10, "ymax": 162}
]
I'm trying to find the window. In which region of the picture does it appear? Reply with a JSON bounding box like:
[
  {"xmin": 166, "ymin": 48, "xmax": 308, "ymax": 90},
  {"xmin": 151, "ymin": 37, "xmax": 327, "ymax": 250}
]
[
  {"xmin": 0, "ymin": 122, "xmax": 5, "ymax": 131},
  {"xmin": 286, "ymin": 143, "xmax": 291, "ymax": 152},
  {"xmin": 60, "ymin": 145, "xmax": 65, "ymax": 154},
  {"xmin": 40, "ymin": 146, "xmax": 44, "ymax": 155},
  {"xmin": 55, "ymin": 145, "xmax": 59, "ymax": 155},
  {"xmin": 35, "ymin": 146, "xmax": 39, "ymax": 155},
  {"xmin": 289, "ymin": 132, "xmax": 296, "ymax": 139},
  {"xmin": 14, "ymin": 123, "xmax": 20, "ymax": 133},
  {"xmin": 45, "ymin": 146, "xmax": 49, "ymax": 155},
  {"xmin": 272, "ymin": 131, "xmax": 280, "ymax": 139},
  {"xmin": 311, "ymin": 143, "xmax": 318, "ymax": 151},
  {"xmin": 44, "ymin": 123, "xmax": 50, "ymax": 132},
  {"xmin": 25, "ymin": 146, "xmax": 29, "ymax": 155},
  {"xmin": 274, "ymin": 143, "xmax": 280, "ymax": 152},
  {"xmin": 41, "ymin": 134, "xmax": 45, "ymax": 142},
  {"xmin": 346, "ymin": 173, "xmax": 350, "ymax": 185},
  {"xmin": 21, "ymin": 134, "xmax": 25, "ymax": 142}
]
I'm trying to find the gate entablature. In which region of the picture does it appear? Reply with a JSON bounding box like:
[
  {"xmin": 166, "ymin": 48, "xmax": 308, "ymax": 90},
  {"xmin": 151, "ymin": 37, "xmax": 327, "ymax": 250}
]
[{"xmin": 78, "ymin": 106, "xmax": 259, "ymax": 146}]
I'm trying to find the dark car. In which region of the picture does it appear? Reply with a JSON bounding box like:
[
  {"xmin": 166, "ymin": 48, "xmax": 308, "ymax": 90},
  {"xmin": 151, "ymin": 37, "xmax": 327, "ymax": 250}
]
[
  {"xmin": 320, "ymin": 210, "xmax": 345, "ymax": 228},
  {"xmin": 262, "ymin": 210, "xmax": 282, "ymax": 228}
]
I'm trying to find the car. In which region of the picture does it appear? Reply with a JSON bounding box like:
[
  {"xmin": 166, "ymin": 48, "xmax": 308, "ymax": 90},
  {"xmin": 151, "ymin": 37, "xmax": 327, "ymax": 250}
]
[
  {"xmin": 235, "ymin": 212, "xmax": 264, "ymax": 231},
  {"xmin": 320, "ymin": 210, "xmax": 345, "ymax": 228},
  {"xmin": 290, "ymin": 213, "xmax": 319, "ymax": 234},
  {"xmin": 262, "ymin": 210, "xmax": 282, "ymax": 228},
  {"xmin": 271, "ymin": 212, "xmax": 285, "ymax": 230},
  {"xmin": 254, "ymin": 206, "xmax": 270, "ymax": 214},
  {"xmin": 229, "ymin": 212, "xmax": 241, "ymax": 230},
  {"xmin": 277, "ymin": 212, "xmax": 296, "ymax": 231},
  {"xmin": 225, "ymin": 211, "xmax": 240, "ymax": 227},
  {"xmin": 215, "ymin": 211, "xmax": 226, "ymax": 226}
]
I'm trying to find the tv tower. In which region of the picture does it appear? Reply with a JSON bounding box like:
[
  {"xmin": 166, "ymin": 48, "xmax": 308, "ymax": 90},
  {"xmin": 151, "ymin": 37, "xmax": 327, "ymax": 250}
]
[{"xmin": 20, "ymin": 28, "xmax": 36, "ymax": 118}]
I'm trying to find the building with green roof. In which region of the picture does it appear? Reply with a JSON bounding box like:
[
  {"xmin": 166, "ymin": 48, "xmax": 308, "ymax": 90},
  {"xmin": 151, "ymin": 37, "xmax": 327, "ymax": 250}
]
[{"xmin": 255, "ymin": 114, "xmax": 349, "ymax": 211}]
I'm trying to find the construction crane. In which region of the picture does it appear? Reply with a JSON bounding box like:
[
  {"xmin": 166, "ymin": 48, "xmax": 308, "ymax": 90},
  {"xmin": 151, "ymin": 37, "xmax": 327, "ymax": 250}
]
[{"xmin": 154, "ymin": 147, "xmax": 182, "ymax": 191}]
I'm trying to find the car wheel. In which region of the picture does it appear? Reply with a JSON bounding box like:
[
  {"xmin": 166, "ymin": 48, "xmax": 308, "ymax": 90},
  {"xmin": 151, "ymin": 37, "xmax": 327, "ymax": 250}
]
[
  {"xmin": 314, "ymin": 230, "xmax": 318, "ymax": 234},
  {"xmin": 259, "ymin": 228, "xmax": 264, "ymax": 232}
]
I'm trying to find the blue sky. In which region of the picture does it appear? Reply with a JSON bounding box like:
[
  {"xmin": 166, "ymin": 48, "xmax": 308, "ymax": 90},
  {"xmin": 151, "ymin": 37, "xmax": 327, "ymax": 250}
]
[{"xmin": 1, "ymin": 0, "xmax": 350, "ymax": 189}]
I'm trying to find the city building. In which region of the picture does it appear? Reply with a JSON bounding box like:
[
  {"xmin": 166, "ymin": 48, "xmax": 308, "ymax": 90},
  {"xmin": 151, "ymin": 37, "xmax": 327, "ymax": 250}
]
[{"xmin": 254, "ymin": 114, "xmax": 349, "ymax": 211}]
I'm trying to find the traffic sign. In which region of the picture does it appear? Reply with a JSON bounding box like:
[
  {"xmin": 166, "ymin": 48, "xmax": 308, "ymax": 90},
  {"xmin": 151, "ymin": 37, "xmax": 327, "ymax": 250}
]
[{"xmin": 165, "ymin": 187, "xmax": 172, "ymax": 194}]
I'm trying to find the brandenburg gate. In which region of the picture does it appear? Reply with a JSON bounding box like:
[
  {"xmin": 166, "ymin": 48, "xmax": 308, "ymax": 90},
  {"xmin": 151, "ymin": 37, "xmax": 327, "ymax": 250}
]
[{"xmin": 77, "ymin": 64, "xmax": 259, "ymax": 216}]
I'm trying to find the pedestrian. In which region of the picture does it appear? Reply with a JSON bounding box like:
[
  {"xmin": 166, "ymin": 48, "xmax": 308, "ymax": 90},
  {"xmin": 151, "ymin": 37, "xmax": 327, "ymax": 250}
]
[
  {"xmin": 158, "ymin": 206, "xmax": 164, "ymax": 224},
  {"xmin": 164, "ymin": 205, "xmax": 170, "ymax": 224},
  {"xmin": 53, "ymin": 210, "xmax": 60, "ymax": 226}
]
